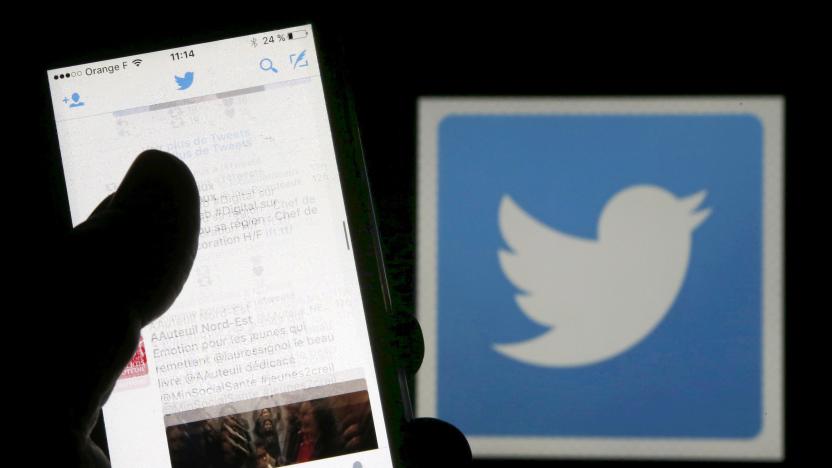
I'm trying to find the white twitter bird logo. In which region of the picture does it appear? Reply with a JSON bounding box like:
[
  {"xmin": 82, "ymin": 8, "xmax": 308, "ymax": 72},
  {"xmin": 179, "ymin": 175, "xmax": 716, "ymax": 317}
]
[{"xmin": 495, "ymin": 184, "xmax": 711, "ymax": 367}]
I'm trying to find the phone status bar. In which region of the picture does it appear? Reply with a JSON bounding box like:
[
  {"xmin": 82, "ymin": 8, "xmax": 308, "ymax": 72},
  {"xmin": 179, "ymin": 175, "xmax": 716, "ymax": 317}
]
[
  {"xmin": 48, "ymin": 24, "xmax": 317, "ymax": 121},
  {"xmin": 249, "ymin": 28, "xmax": 308, "ymax": 48}
]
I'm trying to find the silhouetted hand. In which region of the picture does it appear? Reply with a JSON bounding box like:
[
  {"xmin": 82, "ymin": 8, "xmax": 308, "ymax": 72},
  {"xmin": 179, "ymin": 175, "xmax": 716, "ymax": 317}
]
[{"xmin": 53, "ymin": 150, "xmax": 200, "ymax": 466}]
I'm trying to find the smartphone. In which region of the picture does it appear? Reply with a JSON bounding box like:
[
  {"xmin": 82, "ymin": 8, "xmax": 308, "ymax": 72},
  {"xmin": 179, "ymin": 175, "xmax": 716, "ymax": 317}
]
[{"xmin": 46, "ymin": 21, "xmax": 406, "ymax": 468}]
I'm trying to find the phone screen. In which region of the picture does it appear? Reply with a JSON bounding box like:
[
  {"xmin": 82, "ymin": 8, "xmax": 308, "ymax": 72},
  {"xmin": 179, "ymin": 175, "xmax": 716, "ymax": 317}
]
[{"xmin": 48, "ymin": 24, "xmax": 394, "ymax": 468}]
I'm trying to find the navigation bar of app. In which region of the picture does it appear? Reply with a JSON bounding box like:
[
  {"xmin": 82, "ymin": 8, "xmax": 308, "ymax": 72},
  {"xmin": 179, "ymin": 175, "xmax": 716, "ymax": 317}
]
[{"xmin": 48, "ymin": 25, "xmax": 317, "ymax": 121}]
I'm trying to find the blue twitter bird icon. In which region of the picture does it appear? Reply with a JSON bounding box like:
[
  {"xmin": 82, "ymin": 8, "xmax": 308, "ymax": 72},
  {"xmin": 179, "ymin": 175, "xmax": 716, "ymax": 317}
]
[{"xmin": 175, "ymin": 72, "xmax": 194, "ymax": 90}]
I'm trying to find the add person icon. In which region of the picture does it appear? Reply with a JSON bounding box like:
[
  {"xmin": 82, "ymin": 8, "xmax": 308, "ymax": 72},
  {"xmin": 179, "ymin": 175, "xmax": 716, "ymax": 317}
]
[{"xmin": 69, "ymin": 92, "xmax": 85, "ymax": 108}]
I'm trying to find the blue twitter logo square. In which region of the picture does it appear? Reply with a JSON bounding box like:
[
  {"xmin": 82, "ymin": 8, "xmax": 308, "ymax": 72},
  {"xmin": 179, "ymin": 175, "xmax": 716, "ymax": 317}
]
[{"xmin": 419, "ymin": 99, "xmax": 782, "ymax": 459}]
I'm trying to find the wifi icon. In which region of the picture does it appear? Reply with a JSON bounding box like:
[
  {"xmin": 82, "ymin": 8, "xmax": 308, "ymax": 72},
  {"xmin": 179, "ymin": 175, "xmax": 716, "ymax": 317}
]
[{"xmin": 132, "ymin": 59, "xmax": 143, "ymax": 67}]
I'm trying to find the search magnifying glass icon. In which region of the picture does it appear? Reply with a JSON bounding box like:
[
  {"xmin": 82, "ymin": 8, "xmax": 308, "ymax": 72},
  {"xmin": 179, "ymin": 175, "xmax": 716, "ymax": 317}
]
[{"xmin": 259, "ymin": 58, "xmax": 278, "ymax": 73}]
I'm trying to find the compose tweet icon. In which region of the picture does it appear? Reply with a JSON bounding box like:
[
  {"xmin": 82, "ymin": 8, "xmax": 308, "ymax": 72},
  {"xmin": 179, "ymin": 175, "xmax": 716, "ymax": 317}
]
[
  {"xmin": 418, "ymin": 98, "xmax": 784, "ymax": 459},
  {"xmin": 175, "ymin": 71, "xmax": 194, "ymax": 90}
]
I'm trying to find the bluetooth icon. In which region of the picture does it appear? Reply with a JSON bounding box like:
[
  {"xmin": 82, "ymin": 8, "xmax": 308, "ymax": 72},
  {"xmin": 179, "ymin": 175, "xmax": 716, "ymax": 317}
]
[{"xmin": 250, "ymin": 37, "xmax": 258, "ymax": 48}]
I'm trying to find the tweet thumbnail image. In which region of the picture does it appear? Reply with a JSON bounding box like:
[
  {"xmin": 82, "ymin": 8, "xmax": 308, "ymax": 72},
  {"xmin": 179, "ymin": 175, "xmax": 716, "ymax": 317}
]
[{"xmin": 417, "ymin": 98, "xmax": 783, "ymax": 460}]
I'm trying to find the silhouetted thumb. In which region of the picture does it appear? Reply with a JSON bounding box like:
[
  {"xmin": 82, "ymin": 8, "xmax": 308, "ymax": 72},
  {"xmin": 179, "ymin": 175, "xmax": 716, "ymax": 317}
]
[{"xmin": 56, "ymin": 150, "xmax": 200, "ymax": 441}]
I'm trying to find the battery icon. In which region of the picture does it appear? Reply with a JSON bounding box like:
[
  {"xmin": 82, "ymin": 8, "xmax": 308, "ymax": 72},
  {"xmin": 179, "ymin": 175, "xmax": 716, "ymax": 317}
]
[{"xmin": 288, "ymin": 30, "xmax": 308, "ymax": 40}]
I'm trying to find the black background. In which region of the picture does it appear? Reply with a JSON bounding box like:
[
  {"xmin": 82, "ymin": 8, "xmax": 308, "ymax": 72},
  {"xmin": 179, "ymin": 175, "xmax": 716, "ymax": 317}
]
[{"xmin": 12, "ymin": 7, "xmax": 814, "ymax": 466}]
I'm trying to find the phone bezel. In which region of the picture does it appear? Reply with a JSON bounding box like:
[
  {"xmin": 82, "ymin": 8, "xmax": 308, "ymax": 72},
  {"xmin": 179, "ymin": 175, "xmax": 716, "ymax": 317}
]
[{"xmin": 41, "ymin": 17, "xmax": 408, "ymax": 467}]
